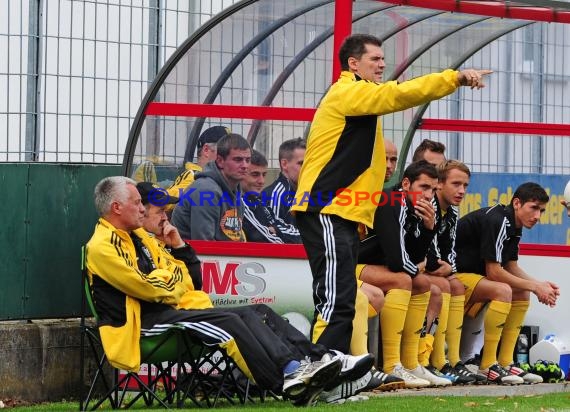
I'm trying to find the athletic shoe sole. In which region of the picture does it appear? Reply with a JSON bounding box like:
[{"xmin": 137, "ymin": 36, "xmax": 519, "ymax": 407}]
[{"xmin": 285, "ymin": 359, "xmax": 342, "ymax": 404}]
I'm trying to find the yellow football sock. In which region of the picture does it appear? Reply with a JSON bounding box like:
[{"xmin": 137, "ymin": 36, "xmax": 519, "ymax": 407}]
[
  {"xmin": 401, "ymin": 291, "xmax": 430, "ymax": 370},
  {"xmin": 446, "ymin": 294, "xmax": 465, "ymax": 367},
  {"xmin": 350, "ymin": 289, "xmax": 370, "ymax": 356},
  {"xmin": 480, "ymin": 300, "xmax": 511, "ymax": 370},
  {"xmin": 418, "ymin": 333, "xmax": 435, "ymax": 367},
  {"xmin": 380, "ymin": 289, "xmax": 411, "ymax": 373},
  {"xmin": 498, "ymin": 300, "xmax": 529, "ymax": 367},
  {"xmin": 429, "ymin": 292, "xmax": 450, "ymax": 369}
]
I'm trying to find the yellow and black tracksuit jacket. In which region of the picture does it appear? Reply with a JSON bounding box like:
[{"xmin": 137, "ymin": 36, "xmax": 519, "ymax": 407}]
[
  {"xmin": 86, "ymin": 218, "xmax": 211, "ymax": 371},
  {"xmin": 166, "ymin": 161, "xmax": 202, "ymax": 199},
  {"xmin": 292, "ymin": 70, "xmax": 460, "ymax": 227}
]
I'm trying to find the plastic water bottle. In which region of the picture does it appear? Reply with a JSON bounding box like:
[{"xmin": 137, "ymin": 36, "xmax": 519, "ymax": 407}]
[{"xmin": 516, "ymin": 333, "xmax": 529, "ymax": 364}]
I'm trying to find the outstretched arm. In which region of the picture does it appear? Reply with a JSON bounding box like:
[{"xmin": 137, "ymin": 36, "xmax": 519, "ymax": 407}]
[{"xmin": 342, "ymin": 68, "xmax": 493, "ymax": 116}]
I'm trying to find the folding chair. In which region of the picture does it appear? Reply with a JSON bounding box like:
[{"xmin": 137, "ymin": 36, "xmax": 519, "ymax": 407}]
[
  {"xmin": 79, "ymin": 246, "xmax": 185, "ymax": 410},
  {"xmin": 79, "ymin": 246, "xmax": 246, "ymax": 410}
]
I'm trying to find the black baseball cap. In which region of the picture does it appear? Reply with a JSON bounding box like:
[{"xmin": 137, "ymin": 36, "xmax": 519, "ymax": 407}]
[
  {"xmin": 197, "ymin": 126, "xmax": 231, "ymax": 149},
  {"xmin": 136, "ymin": 182, "xmax": 179, "ymax": 205}
]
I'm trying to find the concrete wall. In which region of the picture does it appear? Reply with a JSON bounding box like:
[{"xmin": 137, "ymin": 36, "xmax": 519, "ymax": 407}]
[{"xmin": 0, "ymin": 320, "xmax": 86, "ymax": 402}]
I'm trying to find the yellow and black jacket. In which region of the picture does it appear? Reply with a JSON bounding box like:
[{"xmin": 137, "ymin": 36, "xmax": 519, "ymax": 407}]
[
  {"xmin": 166, "ymin": 161, "xmax": 202, "ymax": 199},
  {"xmin": 86, "ymin": 218, "xmax": 212, "ymax": 371},
  {"xmin": 292, "ymin": 70, "xmax": 459, "ymax": 227}
]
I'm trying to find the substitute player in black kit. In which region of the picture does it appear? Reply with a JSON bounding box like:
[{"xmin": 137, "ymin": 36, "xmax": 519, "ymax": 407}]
[
  {"xmin": 357, "ymin": 161, "xmax": 450, "ymax": 388},
  {"xmin": 424, "ymin": 160, "xmax": 483, "ymax": 384},
  {"xmin": 455, "ymin": 182, "xmax": 559, "ymax": 384}
]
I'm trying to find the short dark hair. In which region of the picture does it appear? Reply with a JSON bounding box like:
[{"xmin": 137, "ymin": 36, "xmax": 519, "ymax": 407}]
[
  {"xmin": 412, "ymin": 139, "xmax": 446, "ymax": 162},
  {"xmin": 279, "ymin": 137, "xmax": 306, "ymax": 162},
  {"xmin": 402, "ymin": 160, "xmax": 438, "ymax": 184},
  {"xmin": 250, "ymin": 149, "xmax": 268, "ymax": 167},
  {"xmin": 339, "ymin": 34, "xmax": 383, "ymax": 71},
  {"xmin": 216, "ymin": 133, "xmax": 251, "ymax": 159},
  {"xmin": 511, "ymin": 182, "xmax": 549, "ymax": 206}
]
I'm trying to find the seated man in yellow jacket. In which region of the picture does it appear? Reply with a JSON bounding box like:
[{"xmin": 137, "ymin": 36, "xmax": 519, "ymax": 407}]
[
  {"xmin": 86, "ymin": 176, "xmax": 374, "ymax": 406},
  {"xmin": 137, "ymin": 180, "xmax": 387, "ymax": 403}
]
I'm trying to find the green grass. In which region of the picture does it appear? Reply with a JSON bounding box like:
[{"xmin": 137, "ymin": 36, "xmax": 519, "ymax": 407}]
[{"xmin": 9, "ymin": 392, "xmax": 570, "ymax": 411}]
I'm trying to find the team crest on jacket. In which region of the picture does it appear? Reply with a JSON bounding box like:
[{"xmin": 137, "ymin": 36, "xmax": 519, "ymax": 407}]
[{"xmin": 220, "ymin": 208, "xmax": 243, "ymax": 241}]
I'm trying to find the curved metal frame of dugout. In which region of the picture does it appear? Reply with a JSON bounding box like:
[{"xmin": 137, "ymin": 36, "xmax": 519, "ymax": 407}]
[{"xmin": 123, "ymin": 0, "xmax": 570, "ymax": 180}]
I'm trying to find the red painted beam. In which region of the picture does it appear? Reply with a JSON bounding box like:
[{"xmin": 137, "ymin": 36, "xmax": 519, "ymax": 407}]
[
  {"xmin": 419, "ymin": 119, "xmax": 570, "ymax": 136},
  {"xmin": 145, "ymin": 102, "xmax": 316, "ymax": 121},
  {"xmin": 520, "ymin": 243, "xmax": 570, "ymax": 257},
  {"xmin": 188, "ymin": 239, "xmax": 570, "ymax": 259},
  {"xmin": 188, "ymin": 240, "xmax": 309, "ymax": 259},
  {"xmin": 333, "ymin": 0, "xmax": 353, "ymax": 82},
  {"xmin": 376, "ymin": 0, "xmax": 570, "ymax": 24},
  {"xmin": 459, "ymin": 1, "xmax": 506, "ymax": 18}
]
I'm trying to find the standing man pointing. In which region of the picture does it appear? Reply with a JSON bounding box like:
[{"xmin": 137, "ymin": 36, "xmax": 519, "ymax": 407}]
[{"xmin": 292, "ymin": 33, "xmax": 492, "ymax": 353}]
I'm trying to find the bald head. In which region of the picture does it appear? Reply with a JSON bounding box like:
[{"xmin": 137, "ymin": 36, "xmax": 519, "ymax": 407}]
[{"xmin": 385, "ymin": 140, "xmax": 398, "ymax": 182}]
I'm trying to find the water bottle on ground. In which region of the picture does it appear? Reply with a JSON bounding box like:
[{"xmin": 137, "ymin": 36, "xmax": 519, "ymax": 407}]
[{"xmin": 516, "ymin": 333, "xmax": 529, "ymax": 364}]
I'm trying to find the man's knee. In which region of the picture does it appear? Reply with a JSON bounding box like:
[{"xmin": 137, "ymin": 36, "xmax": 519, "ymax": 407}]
[
  {"xmin": 479, "ymin": 281, "xmax": 512, "ymax": 302},
  {"xmin": 364, "ymin": 285, "xmax": 384, "ymax": 314},
  {"xmin": 511, "ymin": 289, "xmax": 530, "ymax": 301},
  {"xmin": 394, "ymin": 273, "xmax": 412, "ymax": 290},
  {"xmin": 412, "ymin": 274, "xmax": 430, "ymax": 294},
  {"xmin": 450, "ymin": 278, "xmax": 465, "ymax": 296},
  {"xmin": 429, "ymin": 277, "xmax": 450, "ymax": 294},
  {"xmin": 429, "ymin": 283, "xmax": 442, "ymax": 299}
]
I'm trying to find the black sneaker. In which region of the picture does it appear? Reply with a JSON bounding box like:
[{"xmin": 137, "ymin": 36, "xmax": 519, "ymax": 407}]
[
  {"xmin": 464, "ymin": 354, "xmax": 481, "ymax": 375},
  {"xmin": 362, "ymin": 367, "xmax": 405, "ymax": 392},
  {"xmin": 454, "ymin": 361, "xmax": 487, "ymax": 384},
  {"xmin": 439, "ymin": 362, "xmax": 476, "ymax": 385},
  {"xmin": 479, "ymin": 363, "xmax": 524, "ymax": 385},
  {"xmin": 426, "ymin": 365, "xmax": 456, "ymax": 384}
]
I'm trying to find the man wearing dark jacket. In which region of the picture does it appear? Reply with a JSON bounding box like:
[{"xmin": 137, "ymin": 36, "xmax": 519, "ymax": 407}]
[
  {"xmin": 242, "ymin": 150, "xmax": 301, "ymax": 244},
  {"xmin": 171, "ymin": 133, "xmax": 250, "ymax": 241},
  {"xmin": 263, "ymin": 137, "xmax": 305, "ymax": 226}
]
